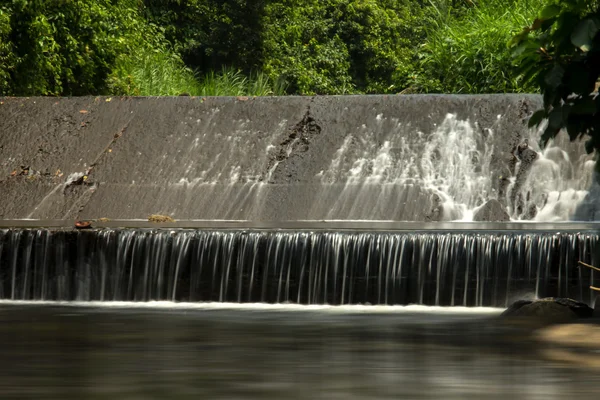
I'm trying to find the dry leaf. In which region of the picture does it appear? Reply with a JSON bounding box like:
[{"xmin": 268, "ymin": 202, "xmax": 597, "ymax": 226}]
[
  {"xmin": 148, "ymin": 214, "xmax": 175, "ymax": 223},
  {"xmin": 79, "ymin": 110, "xmax": 88, "ymax": 114},
  {"xmin": 237, "ymin": 96, "xmax": 249, "ymax": 101},
  {"xmin": 106, "ymin": 98, "xmax": 112, "ymax": 102}
]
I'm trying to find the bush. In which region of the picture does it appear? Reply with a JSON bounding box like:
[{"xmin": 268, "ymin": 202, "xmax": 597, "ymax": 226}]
[
  {"xmin": 109, "ymin": 47, "xmax": 201, "ymax": 96},
  {"xmin": 512, "ymin": 0, "xmax": 600, "ymax": 165},
  {"xmin": 0, "ymin": 0, "xmax": 556, "ymax": 97},
  {"xmin": 262, "ymin": 0, "xmax": 426, "ymax": 95},
  {"xmin": 0, "ymin": 7, "xmax": 15, "ymax": 94},
  {"xmin": 0, "ymin": 0, "xmax": 162, "ymax": 96},
  {"xmin": 143, "ymin": 0, "xmax": 265, "ymax": 74},
  {"xmin": 416, "ymin": 0, "xmax": 548, "ymax": 94}
]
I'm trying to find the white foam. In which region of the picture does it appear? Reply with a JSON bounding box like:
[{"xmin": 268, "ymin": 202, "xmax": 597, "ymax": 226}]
[{"xmin": 0, "ymin": 300, "xmax": 504, "ymax": 314}]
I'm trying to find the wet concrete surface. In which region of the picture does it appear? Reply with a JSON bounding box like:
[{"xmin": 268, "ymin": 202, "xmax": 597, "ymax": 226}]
[
  {"xmin": 0, "ymin": 95, "xmax": 549, "ymax": 221},
  {"xmin": 0, "ymin": 303, "xmax": 598, "ymax": 399}
]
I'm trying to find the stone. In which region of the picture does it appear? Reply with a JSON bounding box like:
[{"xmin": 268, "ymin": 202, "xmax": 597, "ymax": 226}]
[
  {"xmin": 473, "ymin": 199, "xmax": 510, "ymax": 222},
  {"xmin": 501, "ymin": 297, "xmax": 595, "ymax": 323}
]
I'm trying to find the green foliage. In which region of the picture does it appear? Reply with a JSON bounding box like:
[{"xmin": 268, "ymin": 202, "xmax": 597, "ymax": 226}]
[
  {"xmin": 2, "ymin": 0, "xmax": 574, "ymax": 97},
  {"xmin": 262, "ymin": 0, "xmax": 425, "ymax": 95},
  {"xmin": 416, "ymin": 0, "xmax": 546, "ymax": 94},
  {"xmin": 143, "ymin": 0, "xmax": 265, "ymax": 73},
  {"xmin": 0, "ymin": 7, "xmax": 15, "ymax": 93},
  {"xmin": 109, "ymin": 47, "xmax": 201, "ymax": 96},
  {"xmin": 0, "ymin": 0, "xmax": 164, "ymax": 96},
  {"xmin": 196, "ymin": 68, "xmax": 287, "ymax": 96},
  {"xmin": 512, "ymin": 0, "xmax": 600, "ymax": 164},
  {"xmin": 111, "ymin": 53, "xmax": 286, "ymax": 96}
]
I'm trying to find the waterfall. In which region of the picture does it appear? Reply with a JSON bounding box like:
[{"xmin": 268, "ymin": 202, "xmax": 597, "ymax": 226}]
[
  {"xmin": 315, "ymin": 114, "xmax": 594, "ymax": 222},
  {"xmin": 1, "ymin": 228, "xmax": 596, "ymax": 306}
]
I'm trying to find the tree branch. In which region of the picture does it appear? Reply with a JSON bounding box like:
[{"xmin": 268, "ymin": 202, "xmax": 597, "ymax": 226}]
[{"xmin": 578, "ymin": 261, "xmax": 600, "ymax": 273}]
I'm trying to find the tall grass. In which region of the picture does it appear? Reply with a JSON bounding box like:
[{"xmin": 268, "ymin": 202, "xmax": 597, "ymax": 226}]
[
  {"xmin": 415, "ymin": 0, "xmax": 548, "ymax": 94},
  {"xmin": 110, "ymin": 49, "xmax": 287, "ymax": 96},
  {"xmin": 198, "ymin": 68, "xmax": 288, "ymax": 97}
]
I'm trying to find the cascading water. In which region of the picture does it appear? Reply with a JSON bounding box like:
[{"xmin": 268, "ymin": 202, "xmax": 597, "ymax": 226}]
[
  {"xmin": 1, "ymin": 228, "xmax": 597, "ymax": 306},
  {"xmin": 316, "ymin": 113, "xmax": 594, "ymax": 222},
  {"xmin": 507, "ymin": 132, "xmax": 595, "ymax": 221}
]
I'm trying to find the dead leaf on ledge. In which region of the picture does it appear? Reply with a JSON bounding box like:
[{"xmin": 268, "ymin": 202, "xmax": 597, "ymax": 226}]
[
  {"xmin": 79, "ymin": 110, "xmax": 88, "ymax": 114},
  {"xmin": 148, "ymin": 214, "xmax": 175, "ymax": 223}
]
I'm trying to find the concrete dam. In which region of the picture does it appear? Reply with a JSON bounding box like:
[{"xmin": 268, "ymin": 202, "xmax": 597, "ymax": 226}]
[
  {"xmin": 0, "ymin": 95, "xmax": 598, "ymax": 306},
  {"xmin": 0, "ymin": 94, "xmax": 594, "ymax": 222}
]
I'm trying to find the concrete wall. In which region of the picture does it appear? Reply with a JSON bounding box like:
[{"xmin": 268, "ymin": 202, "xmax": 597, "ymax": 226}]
[{"xmin": 0, "ymin": 95, "xmax": 545, "ymax": 221}]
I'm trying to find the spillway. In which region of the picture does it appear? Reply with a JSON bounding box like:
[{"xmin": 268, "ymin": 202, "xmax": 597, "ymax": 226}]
[
  {"xmin": 1, "ymin": 225, "xmax": 598, "ymax": 307},
  {"xmin": 1, "ymin": 94, "xmax": 599, "ymax": 307},
  {"xmin": 0, "ymin": 95, "xmax": 595, "ymax": 222}
]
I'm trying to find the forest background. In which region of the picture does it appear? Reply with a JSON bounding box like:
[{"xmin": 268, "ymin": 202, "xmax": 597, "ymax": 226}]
[{"xmin": 0, "ymin": 0, "xmax": 563, "ymax": 97}]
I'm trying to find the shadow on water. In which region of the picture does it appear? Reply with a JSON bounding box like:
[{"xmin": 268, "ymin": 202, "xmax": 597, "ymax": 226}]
[{"xmin": 0, "ymin": 303, "xmax": 598, "ymax": 400}]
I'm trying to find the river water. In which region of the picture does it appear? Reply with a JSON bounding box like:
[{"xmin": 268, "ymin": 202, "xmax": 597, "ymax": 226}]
[{"xmin": 0, "ymin": 302, "xmax": 598, "ymax": 400}]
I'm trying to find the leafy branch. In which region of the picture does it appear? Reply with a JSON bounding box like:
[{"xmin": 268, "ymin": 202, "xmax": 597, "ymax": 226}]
[{"xmin": 512, "ymin": 0, "xmax": 600, "ymax": 169}]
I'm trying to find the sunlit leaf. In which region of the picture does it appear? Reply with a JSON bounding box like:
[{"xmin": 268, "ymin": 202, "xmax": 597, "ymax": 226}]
[{"xmin": 540, "ymin": 5, "xmax": 561, "ymax": 20}]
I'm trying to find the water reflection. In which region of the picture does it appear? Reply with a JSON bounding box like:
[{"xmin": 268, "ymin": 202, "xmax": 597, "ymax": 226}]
[{"xmin": 0, "ymin": 303, "xmax": 598, "ymax": 399}]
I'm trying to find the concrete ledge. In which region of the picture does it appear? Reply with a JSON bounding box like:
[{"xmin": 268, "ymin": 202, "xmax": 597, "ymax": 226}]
[{"xmin": 2, "ymin": 219, "xmax": 600, "ymax": 232}]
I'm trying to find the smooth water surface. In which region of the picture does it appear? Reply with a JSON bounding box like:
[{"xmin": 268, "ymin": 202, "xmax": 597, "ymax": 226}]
[{"xmin": 0, "ymin": 302, "xmax": 598, "ymax": 400}]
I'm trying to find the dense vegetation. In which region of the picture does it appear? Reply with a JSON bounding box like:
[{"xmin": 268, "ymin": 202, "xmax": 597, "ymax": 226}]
[
  {"xmin": 513, "ymin": 0, "xmax": 600, "ymax": 168},
  {"xmin": 0, "ymin": 0, "xmax": 550, "ymax": 96}
]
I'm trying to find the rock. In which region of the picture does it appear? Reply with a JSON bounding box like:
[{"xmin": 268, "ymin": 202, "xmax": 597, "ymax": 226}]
[
  {"xmin": 501, "ymin": 297, "xmax": 595, "ymax": 323},
  {"xmin": 473, "ymin": 199, "xmax": 510, "ymax": 222}
]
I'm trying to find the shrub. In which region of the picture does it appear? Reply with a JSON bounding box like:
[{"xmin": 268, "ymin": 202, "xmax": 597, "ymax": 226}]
[
  {"xmin": 416, "ymin": 0, "xmax": 548, "ymax": 94},
  {"xmin": 109, "ymin": 46, "xmax": 201, "ymax": 96},
  {"xmin": 0, "ymin": 0, "xmax": 162, "ymax": 96},
  {"xmin": 143, "ymin": 0, "xmax": 265, "ymax": 74},
  {"xmin": 0, "ymin": 7, "xmax": 15, "ymax": 94},
  {"xmin": 512, "ymin": 0, "xmax": 600, "ymax": 166},
  {"xmin": 262, "ymin": 0, "xmax": 426, "ymax": 95}
]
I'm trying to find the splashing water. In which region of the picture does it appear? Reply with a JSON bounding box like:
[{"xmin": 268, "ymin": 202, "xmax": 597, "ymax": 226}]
[
  {"xmin": 507, "ymin": 131, "xmax": 594, "ymax": 221},
  {"xmin": 318, "ymin": 114, "xmax": 593, "ymax": 222}
]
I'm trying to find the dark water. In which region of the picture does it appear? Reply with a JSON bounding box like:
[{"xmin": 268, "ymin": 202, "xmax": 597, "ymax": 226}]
[
  {"xmin": 0, "ymin": 303, "xmax": 598, "ymax": 400},
  {"xmin": 1, "ymin": 228, "xmax": 598, "ymax": 306}
]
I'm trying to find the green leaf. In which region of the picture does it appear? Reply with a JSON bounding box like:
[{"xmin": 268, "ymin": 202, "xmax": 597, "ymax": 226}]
[
  {"xmin": 540, "ymin": 5, "xmax": 561, "ymax": 20},
  {"xmin": 511, "ymin": 40, "xmax": 538, "ymax": 58},
  {"xmin": 571, "ymin": 18, "xmax": 599, "ymax": 52},
  {"xmin": 528, "ymin": 109, "xmax": 545, "ymax": 128},
  {"xmin": 544, "ymin": 64, "xmax": 564, "ymax": 89}
]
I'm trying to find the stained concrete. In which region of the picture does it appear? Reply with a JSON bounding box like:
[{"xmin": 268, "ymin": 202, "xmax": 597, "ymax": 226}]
[{"xmin": 0, "ymin": 94, "xmax": 555, "ymax": 221}]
